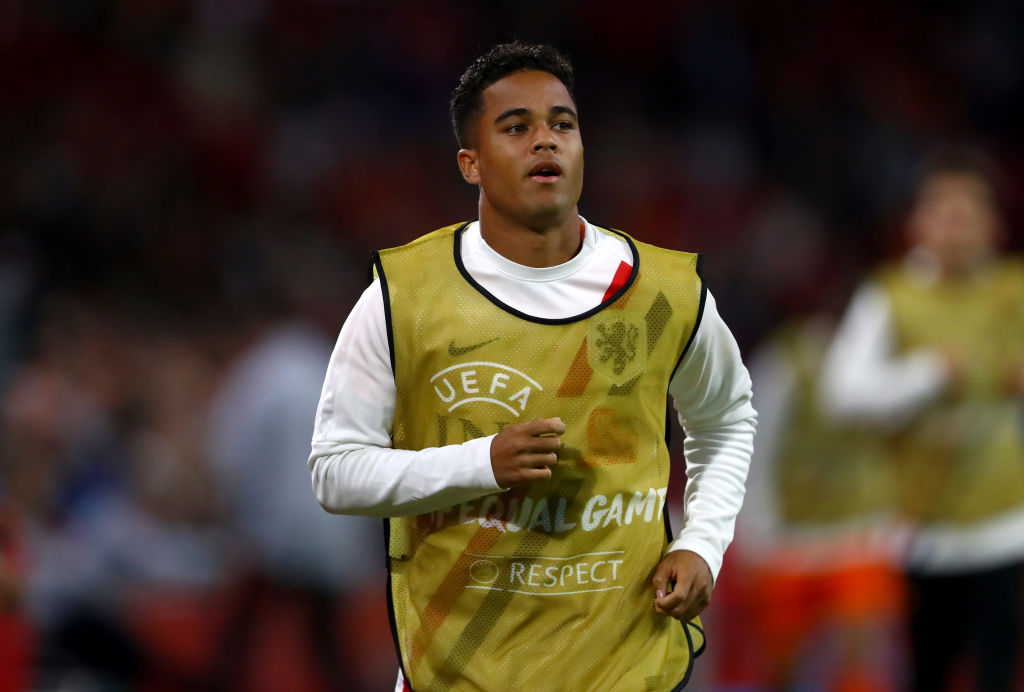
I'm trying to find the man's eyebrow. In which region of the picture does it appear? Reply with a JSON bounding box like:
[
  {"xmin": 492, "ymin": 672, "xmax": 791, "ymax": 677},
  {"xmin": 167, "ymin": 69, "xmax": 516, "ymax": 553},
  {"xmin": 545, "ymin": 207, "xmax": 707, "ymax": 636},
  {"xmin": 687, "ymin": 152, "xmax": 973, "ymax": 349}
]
[
  {"xmin": 493, "ymin": 105, "xmax": 578, "ymax": 125},
  {"xmin": 494, "ymin": 107, "xmax": 529, "ymax": 124},
  {"xmin": 551, "ymin": 105, "xmax": 578, "ymax": 120}
]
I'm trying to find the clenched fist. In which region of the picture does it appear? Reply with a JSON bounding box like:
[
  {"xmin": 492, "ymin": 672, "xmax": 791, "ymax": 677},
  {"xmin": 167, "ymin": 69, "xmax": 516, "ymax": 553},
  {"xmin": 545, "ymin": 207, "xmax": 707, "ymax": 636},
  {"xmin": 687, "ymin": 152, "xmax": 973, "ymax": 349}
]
[
  {"xmin": 652, "ymin": 550, "xmax": 713, "ymax": 622},
  {"xmin": 490, "ymin": 417, "xmax": 566, "ymax": 488}
]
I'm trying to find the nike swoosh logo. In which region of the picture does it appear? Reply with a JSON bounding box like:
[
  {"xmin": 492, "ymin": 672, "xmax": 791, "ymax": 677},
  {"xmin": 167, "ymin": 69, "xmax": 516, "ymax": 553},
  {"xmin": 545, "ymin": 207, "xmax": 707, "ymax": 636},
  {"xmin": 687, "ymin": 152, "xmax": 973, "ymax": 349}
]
[{"xmin": 448, "ymin": 337, "xmax": 500, "ymax": 357}]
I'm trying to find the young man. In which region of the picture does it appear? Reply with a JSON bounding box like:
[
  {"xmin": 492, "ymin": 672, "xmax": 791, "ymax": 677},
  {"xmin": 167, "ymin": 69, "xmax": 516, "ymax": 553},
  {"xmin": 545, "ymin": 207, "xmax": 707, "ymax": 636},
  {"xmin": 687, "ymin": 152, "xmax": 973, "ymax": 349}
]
[
  {"xmin": 309, "ymin": 42, "xmax": 756, "ymax": 691},
  {"xmin": 821, "ymin": 147, "xmax": 1024, "ymax": 692}
]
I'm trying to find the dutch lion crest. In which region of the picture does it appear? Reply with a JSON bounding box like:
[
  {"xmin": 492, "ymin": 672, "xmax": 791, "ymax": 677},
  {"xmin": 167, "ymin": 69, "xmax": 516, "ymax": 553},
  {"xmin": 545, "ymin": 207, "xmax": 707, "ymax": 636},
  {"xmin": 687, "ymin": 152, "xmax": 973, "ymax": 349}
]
[{"xmin": 587, "ymin": 317, "xmax": 647, "ymax": 385}]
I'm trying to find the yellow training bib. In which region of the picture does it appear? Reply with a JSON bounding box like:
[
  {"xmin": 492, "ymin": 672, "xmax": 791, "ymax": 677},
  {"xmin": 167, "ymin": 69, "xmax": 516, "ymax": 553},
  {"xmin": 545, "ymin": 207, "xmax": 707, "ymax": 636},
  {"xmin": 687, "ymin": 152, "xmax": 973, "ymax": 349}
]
[
  {"xmin": 374, "ymin": 222, "xmax": 705, "ymax": 691},
  {"xmin": 879, "ymin": 258, "xmax": 1024, "ymax": 523}
]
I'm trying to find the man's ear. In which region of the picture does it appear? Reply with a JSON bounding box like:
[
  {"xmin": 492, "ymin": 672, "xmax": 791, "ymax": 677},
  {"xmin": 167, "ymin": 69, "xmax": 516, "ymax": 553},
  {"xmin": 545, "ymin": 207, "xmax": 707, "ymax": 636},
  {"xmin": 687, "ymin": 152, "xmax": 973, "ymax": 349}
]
[{"xmin": 457, "ymin": 148, "xmax": 480, "ymax": 185}]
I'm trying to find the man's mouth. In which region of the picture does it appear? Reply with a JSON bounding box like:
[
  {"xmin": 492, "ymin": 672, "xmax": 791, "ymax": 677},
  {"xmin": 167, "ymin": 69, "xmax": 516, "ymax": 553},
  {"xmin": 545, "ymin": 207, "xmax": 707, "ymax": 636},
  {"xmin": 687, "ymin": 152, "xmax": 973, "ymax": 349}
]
[{"xmin": 528, "ymin": 161, "xmax": 562, "ymax": 182}]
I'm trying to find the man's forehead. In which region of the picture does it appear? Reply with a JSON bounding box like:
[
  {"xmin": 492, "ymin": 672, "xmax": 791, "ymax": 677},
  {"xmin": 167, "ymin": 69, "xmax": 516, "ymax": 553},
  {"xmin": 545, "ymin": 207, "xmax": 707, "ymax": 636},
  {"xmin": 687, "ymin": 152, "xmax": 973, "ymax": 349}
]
[
  {"xmin": 481, "ymin": 70, "xmax": 574, "ymax": 112},
  {"xmin": 921, "ymin": 172, "xmax": 993, "ymax": 201}
]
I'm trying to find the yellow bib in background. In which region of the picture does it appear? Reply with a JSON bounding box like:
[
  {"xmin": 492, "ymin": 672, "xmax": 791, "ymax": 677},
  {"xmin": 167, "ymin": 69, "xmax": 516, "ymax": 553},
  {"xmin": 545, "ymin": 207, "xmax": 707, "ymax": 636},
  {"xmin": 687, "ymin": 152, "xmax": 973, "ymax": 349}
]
[
  {"xmin": 771, "ymin": 319, "xmax": 896, "ymax": 526},
  {"xmin": 879, "ymin": 258, "xmax": 1024, "ymax": 523}
]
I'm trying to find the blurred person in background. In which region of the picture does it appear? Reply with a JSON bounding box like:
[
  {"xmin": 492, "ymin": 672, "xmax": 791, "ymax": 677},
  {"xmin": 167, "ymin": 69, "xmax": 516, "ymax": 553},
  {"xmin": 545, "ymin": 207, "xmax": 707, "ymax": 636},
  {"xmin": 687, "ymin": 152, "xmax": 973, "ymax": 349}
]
[
  {"xmin": 821, "ymin": 146, "xmax": 1024, "ymax": 692},
  {"xmin": 309, "ymin": 42, "xmax": 756, "ymax": 691},
  {"xmin": 205, "ymin": 237, "xmax": 386, "ymax": 691},
  {"xmin": 0, "ymin": 297, "xmax": 230, "ymax": 690},
  {"xmin": 724, "ymin": 193, "xmax": 905, "ymax": 692},
  {"xmin": 737, "ymin": 313, "xmax": 904, "ymax": 692},
  {"xmin": 0, "ymin": 299, "xmax": 153, "ymax": 690}
]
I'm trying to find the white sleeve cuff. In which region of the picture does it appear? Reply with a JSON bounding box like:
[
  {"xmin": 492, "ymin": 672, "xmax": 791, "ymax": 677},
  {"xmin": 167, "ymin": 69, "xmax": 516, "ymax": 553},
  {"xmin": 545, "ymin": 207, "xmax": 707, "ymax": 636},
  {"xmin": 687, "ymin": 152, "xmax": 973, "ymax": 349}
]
[
  {"xmin": 461, "ymin": 434, "xmax": 504, "ymax": 491},
  {"xmin": 665, "ymin": 537, "xmax": 723, "ymax": 585}
]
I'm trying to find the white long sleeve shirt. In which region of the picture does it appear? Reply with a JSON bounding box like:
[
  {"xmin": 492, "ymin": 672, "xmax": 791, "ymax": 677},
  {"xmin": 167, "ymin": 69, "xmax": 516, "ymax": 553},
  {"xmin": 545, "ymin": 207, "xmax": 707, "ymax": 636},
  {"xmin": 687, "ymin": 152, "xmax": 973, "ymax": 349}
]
[
  {"xmin": 820, "ymin": 279, "xmax": 1024, "ymax": 573},
  {"xmin": 309, "ymin": 219, "xmax": 756, "ymax": 585}
]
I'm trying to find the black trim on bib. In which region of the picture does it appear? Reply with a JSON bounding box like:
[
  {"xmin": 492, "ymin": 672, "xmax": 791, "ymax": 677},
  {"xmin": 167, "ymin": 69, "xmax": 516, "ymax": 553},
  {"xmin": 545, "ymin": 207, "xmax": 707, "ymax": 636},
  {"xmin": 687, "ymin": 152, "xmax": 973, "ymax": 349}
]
[
  {"xmin": 689, "ymin": 621, "xmax": 707, "ymax": 657},
  {"xmin": 452, "ymin": 222, "xmax": 641, "ymax": 325},
  {"xmin": 367, "ymin": 251, "xmax": 378, "ymax": 285},
  {"xmin": 663, "ymin": 250, "xmax": 705, "ymax": 545},
  {"xmin": 662, "ymin": 401, "xmax": 675, "ymax": 543},
  {"xmin": 383, "ymin": 518, "xmax": 415, "ymax": 691},
  {"xmin": 668, "ymin": 619, "xmax": 704, "ymax": 691},
  {"xmin": 671, "ymin": 253, "xmax": 707, "ymax": 378},
  {"xmin": 371, "ymin": 251, "xmax": 408, "ymax": 687},
  {"xmin": 661, "ymin": 497, "xmax": 675, "ymax": 545},
  {"xmin": 370, "ymin": 251, "xmax": 397, "ymax": 375}
]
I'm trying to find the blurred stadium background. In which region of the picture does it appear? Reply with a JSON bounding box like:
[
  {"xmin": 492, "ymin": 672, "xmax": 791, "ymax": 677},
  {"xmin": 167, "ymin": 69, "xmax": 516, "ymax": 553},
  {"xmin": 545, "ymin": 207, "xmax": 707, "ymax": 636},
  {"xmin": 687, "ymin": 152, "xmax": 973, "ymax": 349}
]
[{"xmin": 0, "ymin": 1, "xmax": 1022, "ymax": 690}]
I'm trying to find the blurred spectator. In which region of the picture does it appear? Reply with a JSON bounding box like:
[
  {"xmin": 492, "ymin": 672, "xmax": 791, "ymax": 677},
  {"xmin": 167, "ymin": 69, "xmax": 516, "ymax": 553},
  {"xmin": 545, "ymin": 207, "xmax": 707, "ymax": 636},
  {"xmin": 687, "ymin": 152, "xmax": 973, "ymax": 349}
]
[
  {"xmin": 723, "ymin": 191, "xmax": 906, "ymax": 692},
  {"xmin": 736, "ymin": 314, "xmax": 905, "ymax": 692},
  {"xmin": 203, "ymin": 248, "xmax": 388, "ymax": 691},
  {"xmin": 1, "ymin": 300, "xmax": 229, "ymax": 689},
  {"xmin": 821, "ymin": 146, "xmax": 1024, "ymax": 692}
]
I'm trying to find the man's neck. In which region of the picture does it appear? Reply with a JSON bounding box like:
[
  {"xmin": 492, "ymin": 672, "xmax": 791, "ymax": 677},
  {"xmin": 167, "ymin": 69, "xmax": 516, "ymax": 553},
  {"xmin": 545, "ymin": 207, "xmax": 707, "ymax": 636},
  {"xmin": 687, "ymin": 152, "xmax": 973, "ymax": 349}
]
[
  {"xmin": 906, "ymin": 245, "xmax": 996, "ymax": 282},
  {"xmin": 477, "ymin": 207, "xmax": 582, "ymax": 268}
]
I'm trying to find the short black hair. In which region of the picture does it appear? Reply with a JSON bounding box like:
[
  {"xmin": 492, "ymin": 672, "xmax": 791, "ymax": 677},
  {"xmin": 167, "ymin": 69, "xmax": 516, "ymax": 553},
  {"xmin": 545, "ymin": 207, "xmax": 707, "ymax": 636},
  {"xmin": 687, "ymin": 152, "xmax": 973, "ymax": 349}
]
[{"xmin": 450, "ymin": 41, "xmax": 575, "ymax": 149}]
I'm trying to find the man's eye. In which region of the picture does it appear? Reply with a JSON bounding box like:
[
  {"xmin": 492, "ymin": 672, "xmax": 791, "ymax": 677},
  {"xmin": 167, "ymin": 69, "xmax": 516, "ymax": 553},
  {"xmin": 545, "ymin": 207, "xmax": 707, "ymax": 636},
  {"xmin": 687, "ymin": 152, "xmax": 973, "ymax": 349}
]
[
  {"xmin": 506, "ymin": 124, "xmax": 527, "ymax": 134},
  {"xmin": 553, "ymin": 121, "xmax": 574, "ymax": 130}
]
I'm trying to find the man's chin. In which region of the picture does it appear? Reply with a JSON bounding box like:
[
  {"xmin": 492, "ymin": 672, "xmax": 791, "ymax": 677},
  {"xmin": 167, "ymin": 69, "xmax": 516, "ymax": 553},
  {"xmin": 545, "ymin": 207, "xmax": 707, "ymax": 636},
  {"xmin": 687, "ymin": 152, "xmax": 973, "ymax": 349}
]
[{"xmin": 520, "ymin": 204, "xmax": 576, "ymax": 231}]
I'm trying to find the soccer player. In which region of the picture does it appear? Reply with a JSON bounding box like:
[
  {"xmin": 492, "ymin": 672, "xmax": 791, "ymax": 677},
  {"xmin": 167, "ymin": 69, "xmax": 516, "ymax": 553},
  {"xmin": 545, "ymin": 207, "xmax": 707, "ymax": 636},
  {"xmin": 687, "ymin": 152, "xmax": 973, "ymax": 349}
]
[
  {"xmin": 309, "ymin": 42, "xmax": 756, "ymax": 691},
  {"xmin": 737, "ymin": 315, "xmax": 904, "ymax": 691},
  {"xmin": 821, "ymin": 147, "xmax": 1024, "ymax": 692}
]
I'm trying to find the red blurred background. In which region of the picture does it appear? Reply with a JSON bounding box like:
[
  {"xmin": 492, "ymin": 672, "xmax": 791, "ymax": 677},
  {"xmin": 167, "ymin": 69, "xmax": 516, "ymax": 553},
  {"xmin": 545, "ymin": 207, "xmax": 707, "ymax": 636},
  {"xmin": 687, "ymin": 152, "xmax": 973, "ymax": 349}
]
[{"xmin": 0, "ymin": 1, "xmax": 1022, "ymax": 690}]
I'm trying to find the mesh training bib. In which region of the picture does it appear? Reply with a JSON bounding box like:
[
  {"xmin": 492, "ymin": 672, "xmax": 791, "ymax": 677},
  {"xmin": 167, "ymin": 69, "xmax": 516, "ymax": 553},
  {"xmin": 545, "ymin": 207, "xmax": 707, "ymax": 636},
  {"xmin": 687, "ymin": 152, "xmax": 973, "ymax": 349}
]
[
  {"xmin": 878, "ymin": 258, "xmax": 1024, "ymax": 523},
  {"xmin": 373, "ymin": 222, "xmax": 705, "ymax": 691},
  {"xmin": 772, "ymin": 320, "xmax": 896, "ymax": 525}
]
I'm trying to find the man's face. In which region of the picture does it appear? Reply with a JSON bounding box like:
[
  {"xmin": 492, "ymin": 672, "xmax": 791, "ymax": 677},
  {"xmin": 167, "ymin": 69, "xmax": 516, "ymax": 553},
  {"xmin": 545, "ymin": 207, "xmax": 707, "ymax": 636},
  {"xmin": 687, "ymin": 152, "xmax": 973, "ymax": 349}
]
[
  {"xmin": 909, "ymin": 172, "xmax": 999, "ymax": 273},
  {"xmin": 459, "ymin": 70, "xmax": 583, "ymax": 229}
]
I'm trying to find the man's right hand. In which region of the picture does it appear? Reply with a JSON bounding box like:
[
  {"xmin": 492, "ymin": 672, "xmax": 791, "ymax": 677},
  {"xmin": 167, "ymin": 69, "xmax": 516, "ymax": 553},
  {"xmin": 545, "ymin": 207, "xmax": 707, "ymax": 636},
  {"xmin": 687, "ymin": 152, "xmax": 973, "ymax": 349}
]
[{"xmin": 490, "ymin": 417, "xmax": 566, "ymax": 488}]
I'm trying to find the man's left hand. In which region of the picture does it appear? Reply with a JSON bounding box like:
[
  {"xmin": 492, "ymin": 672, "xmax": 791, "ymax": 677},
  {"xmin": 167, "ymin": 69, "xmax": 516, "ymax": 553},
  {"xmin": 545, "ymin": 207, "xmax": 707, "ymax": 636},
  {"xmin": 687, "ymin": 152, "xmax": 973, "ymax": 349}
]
[{"xmin": 651, "ymin": 549, "xmax": 713, "ymax": 622}]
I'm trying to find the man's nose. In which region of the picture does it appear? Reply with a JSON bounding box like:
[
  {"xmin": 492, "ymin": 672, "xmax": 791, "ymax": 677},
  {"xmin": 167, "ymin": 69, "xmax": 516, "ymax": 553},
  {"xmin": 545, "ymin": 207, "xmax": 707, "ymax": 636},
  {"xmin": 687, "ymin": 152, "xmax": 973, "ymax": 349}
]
[{"xmin": 533, "ymin": 134, "xmax": 557, "ymax": 151}]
